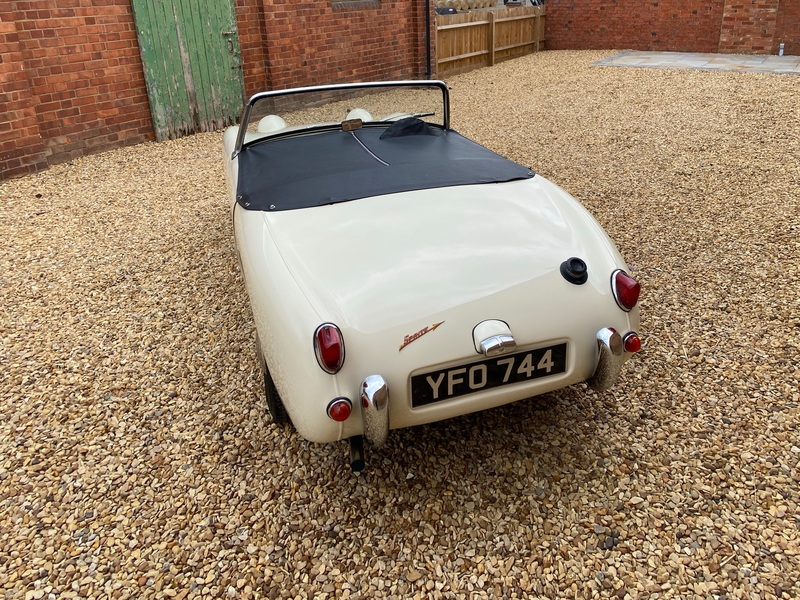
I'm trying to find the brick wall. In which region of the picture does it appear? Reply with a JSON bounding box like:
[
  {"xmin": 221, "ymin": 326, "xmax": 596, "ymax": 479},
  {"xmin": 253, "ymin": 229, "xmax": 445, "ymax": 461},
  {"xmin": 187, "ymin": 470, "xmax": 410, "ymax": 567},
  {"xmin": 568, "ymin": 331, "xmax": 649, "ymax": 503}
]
[
  {"xmin": 235, "ymin": 0, "xmax": 269, "ymax": 96},
  {"xmin": 1, "ymin": 0, "xmax": 431, "ymax": 180},
  {"xmin": 773, "ymin": 0, "xmax": 800, "ymax": 56},
  {"xmin": 0, "ymin": 14, "xmax": 48, "ymax": 179},
  {"xmin": 1, "ymin": 1, "xmax": 152, "ymax": 180},
  {"xmin": 261, "ymin": 0, "xmax": 429, "ymax": 91},
  {"xmin": 544, "ymin": 0, "xmax": 725, "ymax": 52},
  {"xmin": 545, "ymin": 0, "xmax": 797, "ymax": 56},
  {"xmin": 719, "ymin": 0, "xmax": 778, "ymax": 53}
]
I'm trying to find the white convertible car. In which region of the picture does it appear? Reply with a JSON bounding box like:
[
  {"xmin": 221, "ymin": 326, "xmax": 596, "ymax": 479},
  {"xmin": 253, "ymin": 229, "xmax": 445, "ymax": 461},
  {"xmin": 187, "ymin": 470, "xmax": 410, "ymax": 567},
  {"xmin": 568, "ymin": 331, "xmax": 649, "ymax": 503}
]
[{"xmin": 223, "ymin": 81, "xmax": 641, "ymax": 471}]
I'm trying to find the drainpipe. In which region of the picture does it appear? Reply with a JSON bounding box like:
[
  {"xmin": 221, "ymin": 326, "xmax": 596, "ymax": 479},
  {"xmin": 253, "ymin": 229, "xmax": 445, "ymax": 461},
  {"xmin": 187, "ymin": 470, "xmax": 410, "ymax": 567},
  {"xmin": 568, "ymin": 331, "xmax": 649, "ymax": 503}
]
[{"xmin": 425, "ymin": 0, "xmax": 432, "ymax": 79}]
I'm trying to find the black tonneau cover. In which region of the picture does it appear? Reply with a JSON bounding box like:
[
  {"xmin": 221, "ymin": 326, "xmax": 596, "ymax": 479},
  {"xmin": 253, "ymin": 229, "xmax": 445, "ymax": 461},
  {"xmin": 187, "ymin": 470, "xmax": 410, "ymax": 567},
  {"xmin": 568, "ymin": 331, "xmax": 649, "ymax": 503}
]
[{"xmin": 236, "ymin": 120, "xmax": 534, "ymax": 211}]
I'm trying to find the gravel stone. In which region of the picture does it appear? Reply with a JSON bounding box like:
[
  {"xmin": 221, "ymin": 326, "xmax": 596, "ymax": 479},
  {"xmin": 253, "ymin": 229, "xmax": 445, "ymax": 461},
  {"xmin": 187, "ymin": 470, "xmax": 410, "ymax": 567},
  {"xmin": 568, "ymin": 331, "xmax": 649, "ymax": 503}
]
[{"xmin": 1, "ymin": 50, "xmax": 798, "ymax": 598}]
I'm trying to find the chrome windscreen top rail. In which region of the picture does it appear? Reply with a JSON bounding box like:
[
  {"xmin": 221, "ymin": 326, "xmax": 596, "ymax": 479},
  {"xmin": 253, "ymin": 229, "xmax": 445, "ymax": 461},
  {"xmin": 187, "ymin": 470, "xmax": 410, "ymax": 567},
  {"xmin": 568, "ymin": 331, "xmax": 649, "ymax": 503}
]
[{"xmin": 232, "ymin": 80, "xmax": 451, "ymax": 158}]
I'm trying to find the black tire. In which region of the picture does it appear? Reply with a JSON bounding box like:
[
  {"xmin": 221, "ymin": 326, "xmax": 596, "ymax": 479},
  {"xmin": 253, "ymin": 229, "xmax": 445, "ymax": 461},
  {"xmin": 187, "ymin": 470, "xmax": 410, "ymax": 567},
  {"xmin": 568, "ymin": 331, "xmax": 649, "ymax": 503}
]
[{"xmin": 256, "ymin": 336, "xmax": 291, "ymax": 427}]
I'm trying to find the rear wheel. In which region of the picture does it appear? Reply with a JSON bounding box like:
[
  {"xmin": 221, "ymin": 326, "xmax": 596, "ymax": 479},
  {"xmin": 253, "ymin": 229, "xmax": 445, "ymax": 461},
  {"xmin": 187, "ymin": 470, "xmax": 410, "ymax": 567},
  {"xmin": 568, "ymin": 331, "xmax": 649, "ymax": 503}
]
[{"xmin": 256, "ymin": 336, "xmax": 291, "ymax": 427}]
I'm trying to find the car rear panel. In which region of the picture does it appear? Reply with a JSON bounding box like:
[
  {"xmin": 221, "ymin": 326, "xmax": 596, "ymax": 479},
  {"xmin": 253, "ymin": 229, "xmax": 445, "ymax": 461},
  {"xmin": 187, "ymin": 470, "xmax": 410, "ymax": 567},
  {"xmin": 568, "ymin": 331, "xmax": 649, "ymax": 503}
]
[
  {"xmin": 255, "ymin": 177, "xmax": 637, "ymax": 437},
  {"xmin": 333, "ymin": 265, "xmax": 636, "ymax": 435},
  {"xmin": 265, "ymin": 177, "xmax": 624, "ymax": 332}
]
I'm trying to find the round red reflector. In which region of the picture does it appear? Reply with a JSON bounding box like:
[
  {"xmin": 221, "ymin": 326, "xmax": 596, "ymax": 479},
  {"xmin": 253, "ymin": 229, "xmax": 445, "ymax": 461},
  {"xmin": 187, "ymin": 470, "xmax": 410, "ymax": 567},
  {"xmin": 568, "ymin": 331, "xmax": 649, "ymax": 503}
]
[
  {"xmin": 623, "ymin": 333, "xmax": 641, "ymax": 353},
  {"xmin": 327, "ymin": 398, "xmax": 352, "ymax": 422},
  {"xmin": 314, "ymin": 323, "xmax": 345, "ymax": 374},
  {"xmin": 613, "ymin": 270, "xmax": 641, "ymax": 311}
]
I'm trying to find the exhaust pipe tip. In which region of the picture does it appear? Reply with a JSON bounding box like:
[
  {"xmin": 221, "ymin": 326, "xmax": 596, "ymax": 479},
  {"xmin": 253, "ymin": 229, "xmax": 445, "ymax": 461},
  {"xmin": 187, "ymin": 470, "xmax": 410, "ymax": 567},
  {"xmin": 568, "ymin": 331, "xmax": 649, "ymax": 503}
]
[{"xmin": 349, "ymin": 435, "xmax": 365, "ymax": 472}]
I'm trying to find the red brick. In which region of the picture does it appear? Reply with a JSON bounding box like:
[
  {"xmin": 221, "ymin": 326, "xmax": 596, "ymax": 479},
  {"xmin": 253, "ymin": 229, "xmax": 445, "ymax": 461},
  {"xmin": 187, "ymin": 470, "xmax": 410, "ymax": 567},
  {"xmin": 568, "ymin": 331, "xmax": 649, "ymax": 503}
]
[{"xmin": 545, "ymin": 0, "xmax": 792, "ymax": 55}]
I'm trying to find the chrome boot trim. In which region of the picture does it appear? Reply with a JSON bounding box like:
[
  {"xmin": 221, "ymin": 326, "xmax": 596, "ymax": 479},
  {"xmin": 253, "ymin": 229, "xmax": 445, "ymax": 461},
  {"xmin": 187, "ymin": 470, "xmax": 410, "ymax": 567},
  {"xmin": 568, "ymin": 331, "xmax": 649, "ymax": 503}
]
[
  {"xmin": 473, "ymin": 319, "xmax": 516, "ymax": 356},
  {"xmin": 587, "ymin": 327, "xmax": 625, "ymax": 391},
  {"xmin": 480, "ymin": 334, "xmax": 516, "ymax": 357},
  {"xmin": 361, "ymin": 375, "xmax": 389, "ymax": 447}
]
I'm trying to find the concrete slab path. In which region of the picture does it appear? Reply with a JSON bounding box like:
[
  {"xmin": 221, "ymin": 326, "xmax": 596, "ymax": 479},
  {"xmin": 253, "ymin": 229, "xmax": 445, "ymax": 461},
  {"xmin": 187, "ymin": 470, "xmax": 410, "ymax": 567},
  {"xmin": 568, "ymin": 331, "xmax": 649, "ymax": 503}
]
[{"xmin": 595, "ymin": 50, "xmax": 800, "ymax": 75}]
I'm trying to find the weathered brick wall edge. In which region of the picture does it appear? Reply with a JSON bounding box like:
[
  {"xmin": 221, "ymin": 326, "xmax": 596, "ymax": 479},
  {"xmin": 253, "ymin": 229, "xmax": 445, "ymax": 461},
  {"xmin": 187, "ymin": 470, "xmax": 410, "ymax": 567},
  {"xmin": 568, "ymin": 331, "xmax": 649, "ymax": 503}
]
[{"xmin": 1, "ymin": 2, "xmax": 153, "ymax": 180}]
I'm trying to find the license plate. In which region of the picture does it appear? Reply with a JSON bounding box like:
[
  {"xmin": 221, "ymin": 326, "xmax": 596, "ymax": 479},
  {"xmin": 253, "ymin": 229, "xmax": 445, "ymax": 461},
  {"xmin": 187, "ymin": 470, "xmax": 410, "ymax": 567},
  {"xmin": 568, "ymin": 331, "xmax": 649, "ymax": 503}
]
[{"xmin": 411, "ymin": 343, "xmax": 567, "ymax": 407}]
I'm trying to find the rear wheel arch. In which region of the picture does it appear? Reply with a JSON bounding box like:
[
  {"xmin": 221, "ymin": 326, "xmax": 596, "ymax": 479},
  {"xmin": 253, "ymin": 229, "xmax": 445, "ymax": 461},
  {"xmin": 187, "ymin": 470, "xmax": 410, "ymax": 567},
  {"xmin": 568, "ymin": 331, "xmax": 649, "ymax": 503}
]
[{"xmin": 256, "ymin": 334, "xmax": 292, "ymax": 427}]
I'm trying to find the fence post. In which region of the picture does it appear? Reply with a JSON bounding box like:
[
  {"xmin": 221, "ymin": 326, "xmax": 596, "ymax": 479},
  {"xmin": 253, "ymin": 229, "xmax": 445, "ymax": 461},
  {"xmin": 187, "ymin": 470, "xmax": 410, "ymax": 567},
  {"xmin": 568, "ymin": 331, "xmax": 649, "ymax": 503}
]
[
  {"xmin": 489, "ymin": 11, "xmax": 495, "ymax": 67},
  {"xmin": 538, "ymin": 6, "xmax": 545, "ymax": 51}
]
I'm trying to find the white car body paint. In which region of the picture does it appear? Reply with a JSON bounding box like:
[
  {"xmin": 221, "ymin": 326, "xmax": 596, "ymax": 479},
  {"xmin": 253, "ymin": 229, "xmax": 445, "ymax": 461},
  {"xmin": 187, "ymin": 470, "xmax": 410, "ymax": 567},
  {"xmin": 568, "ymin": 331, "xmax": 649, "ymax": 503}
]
[{"xmin": 222, "ymin": 113, "xmax": 639, "ymax": 444}]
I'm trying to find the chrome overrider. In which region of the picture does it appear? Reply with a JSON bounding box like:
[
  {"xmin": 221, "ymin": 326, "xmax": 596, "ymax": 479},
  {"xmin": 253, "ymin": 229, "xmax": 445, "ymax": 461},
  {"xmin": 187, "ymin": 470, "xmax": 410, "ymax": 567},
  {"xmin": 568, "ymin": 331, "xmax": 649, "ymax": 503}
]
[
  {"xmin": 587, "ymin": 327, "xmax": 626, "ymax": 391},
  {"xmin": 361, "ymin": 375, "xmax": 389, "ymax": 446}
]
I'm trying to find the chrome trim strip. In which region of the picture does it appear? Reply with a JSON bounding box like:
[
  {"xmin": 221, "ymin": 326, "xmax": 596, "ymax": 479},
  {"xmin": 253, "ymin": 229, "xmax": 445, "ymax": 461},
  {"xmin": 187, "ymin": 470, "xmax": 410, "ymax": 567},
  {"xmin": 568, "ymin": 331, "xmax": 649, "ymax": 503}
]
[
  {"xmin": 349, "ymin": 131, "xmax": 390, "ymax": 166},
  {"xmin": 587, "ymin": 327, "xmax": 625, "ymax": 391},
  {"xmin": 361, "ymin": 375, "xmax": 389, "ymax": 447}
]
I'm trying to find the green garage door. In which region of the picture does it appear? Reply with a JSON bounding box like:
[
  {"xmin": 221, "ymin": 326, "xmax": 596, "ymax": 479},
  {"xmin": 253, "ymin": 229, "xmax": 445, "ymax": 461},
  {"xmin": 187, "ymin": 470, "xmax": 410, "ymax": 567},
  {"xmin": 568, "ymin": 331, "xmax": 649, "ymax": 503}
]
[{"xmin": 132, "ymin": 0, "xmax": 244, "ymax": 141}]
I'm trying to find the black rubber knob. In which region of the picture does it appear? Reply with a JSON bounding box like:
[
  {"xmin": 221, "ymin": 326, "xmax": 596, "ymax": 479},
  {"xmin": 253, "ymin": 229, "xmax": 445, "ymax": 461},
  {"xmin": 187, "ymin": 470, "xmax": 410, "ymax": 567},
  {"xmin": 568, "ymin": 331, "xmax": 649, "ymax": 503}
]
[{"xmin": 560, "ymin": 257, "xmax": 588, "ymax": 285}]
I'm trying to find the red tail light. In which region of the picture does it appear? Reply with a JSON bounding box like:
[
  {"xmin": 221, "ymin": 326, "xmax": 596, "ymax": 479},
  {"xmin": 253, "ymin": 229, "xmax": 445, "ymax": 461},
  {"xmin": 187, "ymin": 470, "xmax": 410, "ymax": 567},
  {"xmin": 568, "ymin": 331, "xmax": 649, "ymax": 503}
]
[
  {"xmin": 623, "ymin": 332, "xmax": 641, "ymax": 353},
  {"xmin": 314, "ymin": 323, "xmax": 345, "ymax": 374},
  {"xmin": 327, "ymin": 397, "xmax": 352, "ymax": 422},
  {"xmin": 612, "ymin": 270, "xmax": 640, "ymax": 311}
]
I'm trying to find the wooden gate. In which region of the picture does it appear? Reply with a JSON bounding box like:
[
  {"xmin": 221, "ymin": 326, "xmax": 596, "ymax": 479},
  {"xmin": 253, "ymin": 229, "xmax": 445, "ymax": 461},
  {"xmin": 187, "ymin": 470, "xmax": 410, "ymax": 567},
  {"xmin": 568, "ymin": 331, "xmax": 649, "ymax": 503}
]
[{"xmin": 132, "ymin": 0, "xmax": 244, "ymax": 141}]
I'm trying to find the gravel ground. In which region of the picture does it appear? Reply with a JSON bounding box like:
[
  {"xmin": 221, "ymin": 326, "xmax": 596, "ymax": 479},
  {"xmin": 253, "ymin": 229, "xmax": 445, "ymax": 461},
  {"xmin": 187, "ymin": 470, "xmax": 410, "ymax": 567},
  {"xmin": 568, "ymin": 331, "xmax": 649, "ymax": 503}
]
[{"xmin": 1, "ymin": 50, "xmax": 798, "ymax": 599}]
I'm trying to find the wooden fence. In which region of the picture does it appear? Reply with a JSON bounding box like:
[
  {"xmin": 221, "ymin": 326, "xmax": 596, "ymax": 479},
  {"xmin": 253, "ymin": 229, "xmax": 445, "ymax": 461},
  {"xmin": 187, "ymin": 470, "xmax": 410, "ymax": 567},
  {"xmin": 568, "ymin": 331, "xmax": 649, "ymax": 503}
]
[{"xmin": 436, "ymin": 6, "xmax": 546, "ymax": 77}]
